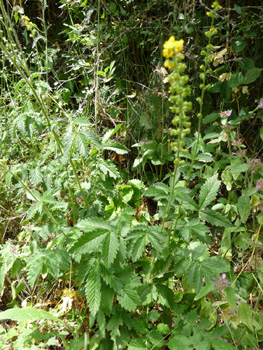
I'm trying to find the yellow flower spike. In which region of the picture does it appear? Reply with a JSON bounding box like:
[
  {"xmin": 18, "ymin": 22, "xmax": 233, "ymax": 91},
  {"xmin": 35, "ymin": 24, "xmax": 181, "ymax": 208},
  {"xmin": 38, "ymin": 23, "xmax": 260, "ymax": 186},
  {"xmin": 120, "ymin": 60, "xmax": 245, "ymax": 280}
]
[{"xmin": 163, "ymin": 36, "xmax": 184, "ymax": 58}]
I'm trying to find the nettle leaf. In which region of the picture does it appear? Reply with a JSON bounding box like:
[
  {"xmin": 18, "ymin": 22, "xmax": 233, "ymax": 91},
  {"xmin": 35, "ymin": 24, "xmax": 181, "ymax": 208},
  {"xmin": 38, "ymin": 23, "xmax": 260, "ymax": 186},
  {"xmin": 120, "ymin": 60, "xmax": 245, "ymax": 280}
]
[
  {"xmin": 26, "ymin": 252, "xmax": 45, "ymax": 287},
  {"xmin": 64, "ymin": 129, "xmax": 76, "ymax": 154},
  {"xmin": 117, "ymin": 286, "xmax": 141, "ymax": 312},
  {"xmin": 75, "ymin": 132, "xmax": 89, "ymax": 157},
  {"xmin": 85, "ymin": 258, "xmax": 101, "ymax": 316},
  {"xmin": 200, "ymin": 209, "xmax": 232, "ymax": 227},
  {"xmin": 30, "ymin": 167, "xmax": 43, "ymax": 185},
  {"xmin": 98, "ymin": 160, "xmax": 120, "ymax": 179},
  {"xmin": 199, "ymin": 174, "xmax": 221, "ymax": 210},
  {"xmin": 26, "ymin": 201, "xmax": 42, "ymax": 220},
  {"xmin": 82, "ymin": 130, "xmax": 102, "ymax": 149}
]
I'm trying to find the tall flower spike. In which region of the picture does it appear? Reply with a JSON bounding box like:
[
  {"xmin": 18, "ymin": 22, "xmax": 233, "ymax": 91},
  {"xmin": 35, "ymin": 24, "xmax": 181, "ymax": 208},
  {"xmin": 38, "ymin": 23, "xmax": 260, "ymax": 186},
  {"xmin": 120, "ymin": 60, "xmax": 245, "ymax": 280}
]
[{"xmin": 163, "ymin": 37, "xmax": 192, "ymax": 167}]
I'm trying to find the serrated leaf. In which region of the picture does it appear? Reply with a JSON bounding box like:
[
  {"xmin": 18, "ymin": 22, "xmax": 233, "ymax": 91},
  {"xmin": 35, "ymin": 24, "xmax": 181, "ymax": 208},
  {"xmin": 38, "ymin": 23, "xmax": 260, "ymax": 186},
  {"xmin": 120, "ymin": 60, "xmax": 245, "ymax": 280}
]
[
  {"xmin": 26, "ymin": 253, "xmax": 45, "ymax": 287},
  {"xmin": 181, "ymin": 219, "xmax": 210, "ymax": 243},
  {"xmin": 168, "ymin": 335, "xmax": 193, "ymax": 350},
  {"xmin": 64, "ymin": 130, "xmax": 76, "ymax": 154},
  {"xmin": 30, "ymin": 167, "xmax": 43, "ymax": 185},
  {"xmin": 75, "ymin": 132, "xmax": 89, "ymax": 157},
  {"xmin": 82, "ymin": 130, "xmax": 102, "ymax": 148},
  {"xmin": 200, "ymin": 209, "xmax": 232, "ymax": 227},
  {"xmin": 118, "ymin": 286, "xmax": 141, "ymax": 312},
  {"xmin": 102, "ymin": 231, "xmax": 119, "ymax": 266},
  {"xmin": 186, "ymin": 256, "xmax": 230, "ymax": 293},
  {"xmin": 128, "ymin": 339, "xmax": 146, "ymax": 350},
  {"xmin": 199, "ymin": 175, "xmax": 221, "ymax": 210},
  {"xmin": 0, "ymin": 307, "xmax": 62, "ymax": 323},
  {"xmin": 98, "ymin": 160, "xmax": 119, "ymax": 179},
  {"xmin": 186, "ymin": 263, "xmax": 203, "ymax": 293},
  {"xmin": 76, "ymin": 218, "xmax": 113, "ymax": 231},
  {"xmin": 194, "ymin": 283, "xmax": 215, "ymax": 300},
  {"xmin": 85, "ymin": 259, "xmax": 101, "ymax": 316},
  {"xmin": 26, "ymin": 202, "xmax": 42, "ymax": 220},
  {"xmin": 70, "ymin": 230, "xmax": 107, "ymax": 255},
  {"xmin": 131, "ymin": 235, "xmax": 146, "ymax": 261}
]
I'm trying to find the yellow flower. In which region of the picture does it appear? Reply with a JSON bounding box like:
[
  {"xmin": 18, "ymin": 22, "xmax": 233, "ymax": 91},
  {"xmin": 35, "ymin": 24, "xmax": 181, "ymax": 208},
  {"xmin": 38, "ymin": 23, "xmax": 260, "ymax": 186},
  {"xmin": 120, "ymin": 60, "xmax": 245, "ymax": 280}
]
[{"xmin": 163, "ymin": 37, "xmax": 184, "ymax": 58}]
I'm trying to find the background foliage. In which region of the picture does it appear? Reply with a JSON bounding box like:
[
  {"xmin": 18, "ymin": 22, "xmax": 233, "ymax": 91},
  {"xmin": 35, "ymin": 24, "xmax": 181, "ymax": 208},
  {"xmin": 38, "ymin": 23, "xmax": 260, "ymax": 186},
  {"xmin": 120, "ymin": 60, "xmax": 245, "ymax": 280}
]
[{"xmin": 1, "ymin": 0, "xmax": 263, "ymax": 349}]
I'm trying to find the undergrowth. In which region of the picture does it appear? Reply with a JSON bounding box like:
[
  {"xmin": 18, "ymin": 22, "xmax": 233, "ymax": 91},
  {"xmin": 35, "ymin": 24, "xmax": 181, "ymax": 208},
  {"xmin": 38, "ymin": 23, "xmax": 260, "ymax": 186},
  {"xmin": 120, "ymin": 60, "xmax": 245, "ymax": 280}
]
[{"xmin": 1, "ymin": 1, "xmax": 263, "ymax": 349}]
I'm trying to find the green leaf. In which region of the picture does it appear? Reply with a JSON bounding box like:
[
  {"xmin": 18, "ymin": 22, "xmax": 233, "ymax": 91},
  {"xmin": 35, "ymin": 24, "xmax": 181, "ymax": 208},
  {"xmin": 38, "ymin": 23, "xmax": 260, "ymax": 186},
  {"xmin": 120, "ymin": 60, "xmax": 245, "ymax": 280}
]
[
  {"xmin": 243, "ymin": 67, "xmax": 263, "ymax": 84},
  {"xmin": 118, "ymin": 286, "xmax": 141, "ymax": 312},
  {"xmin": 127, "ymin": 225, "xmax": 164, "ymax": 260},
  {"xmin": 156, "ymin": 284, "xmax": 175, "ymax": 309},
  {"xmin": 225, "ymin": 286, "xmax": 236, "ymax": 309},
  {"xmin": 77, "ymin": 218, "xmax": 112, "ymax": 231},
  {"xmin": 230, "ymin": 163, "xmax": 248, "ymax": 173},
  {"xmin": 238, "ymin": 302, "xmax": 254, "ymax": 331},
  {"xmin": 102, "ymin": 231, "xmax": 119, "ymax": 267},
  {"xmin": 221, "ymin": 169, "xmax": 232, "ymax": 191},
  {"xmin": 26, "ymin": 253, "xmax": 45, "ymax": 287},
  {"xmin": 85, "ymin": 259, "xmax": 101, "ymax": 316},
  {"xmin": 75, "ymin": 132, "xmax": 89, "ymax": 157},
  {"xmin": 70, "ymin": 230, "xmax": 107, "ymax": 255},
  {"xmin": 186, "ymin": 263, "xmax": 203, "ymax": 293},
  {"xmin": 98, "ymin": 160, "xmax": 119, "ymax": 179},
  {"xmin": 200, "ymin": 209, "xmax": 232, "ymax": 227},
  {"xmin": 237, "ymin": 196, "xmax": 250, "ymax": 223},
  {"xmin": 0, "ymin": 307, "xmax": 62, "ymax": 323},
  {"xmin": 30, "ymin": 167, "xmax": 43, "ymax": 185},
  {"xmin": 64, "ymin": 130, "xmax": 76, "ymax": 154},
  {"xmin": 258, "ymin": 212, "xmax": 263, "ymax": 224},
  {"xmin": 73, "ymin": 117, "xmax": 91, "ymax": 125},
  {"xmin": 168, "ymin": 335, "xmax": 193, "ymax": 350},
  {"xmin": 194, "ymin": 283, "xmax": 215, "ymax": 300},
  {"xmin": 195, "ymin": 153, "xmax": 213, "ymax": 162},
  {"xmin": 212, "ymin": 339, "xmax": 235, "ymax": 350},
  {"xmin": 199, "ymin": 175, "xmax": 221, "ymax": 210},
  {"xmin": 83, "ymin": 130, "xmax": 102, "ymax": 149},
  {"xmin": 181, "ymin": 219, "xmax": 210, "ymax": 243},
  {"xmin": 132, "ymin": 234, "xmax": 146, "ymax": 261},
  {"xmin": 128, "ymin": 339, "xmax": 146, "ymax": 350},
  {"xmin": 228, "ymin": 72, "xmax": 243, "ymax": 88},
  {"xmin": 103, "ymin": 141, "xmax": 129, "ymax": 154}
]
